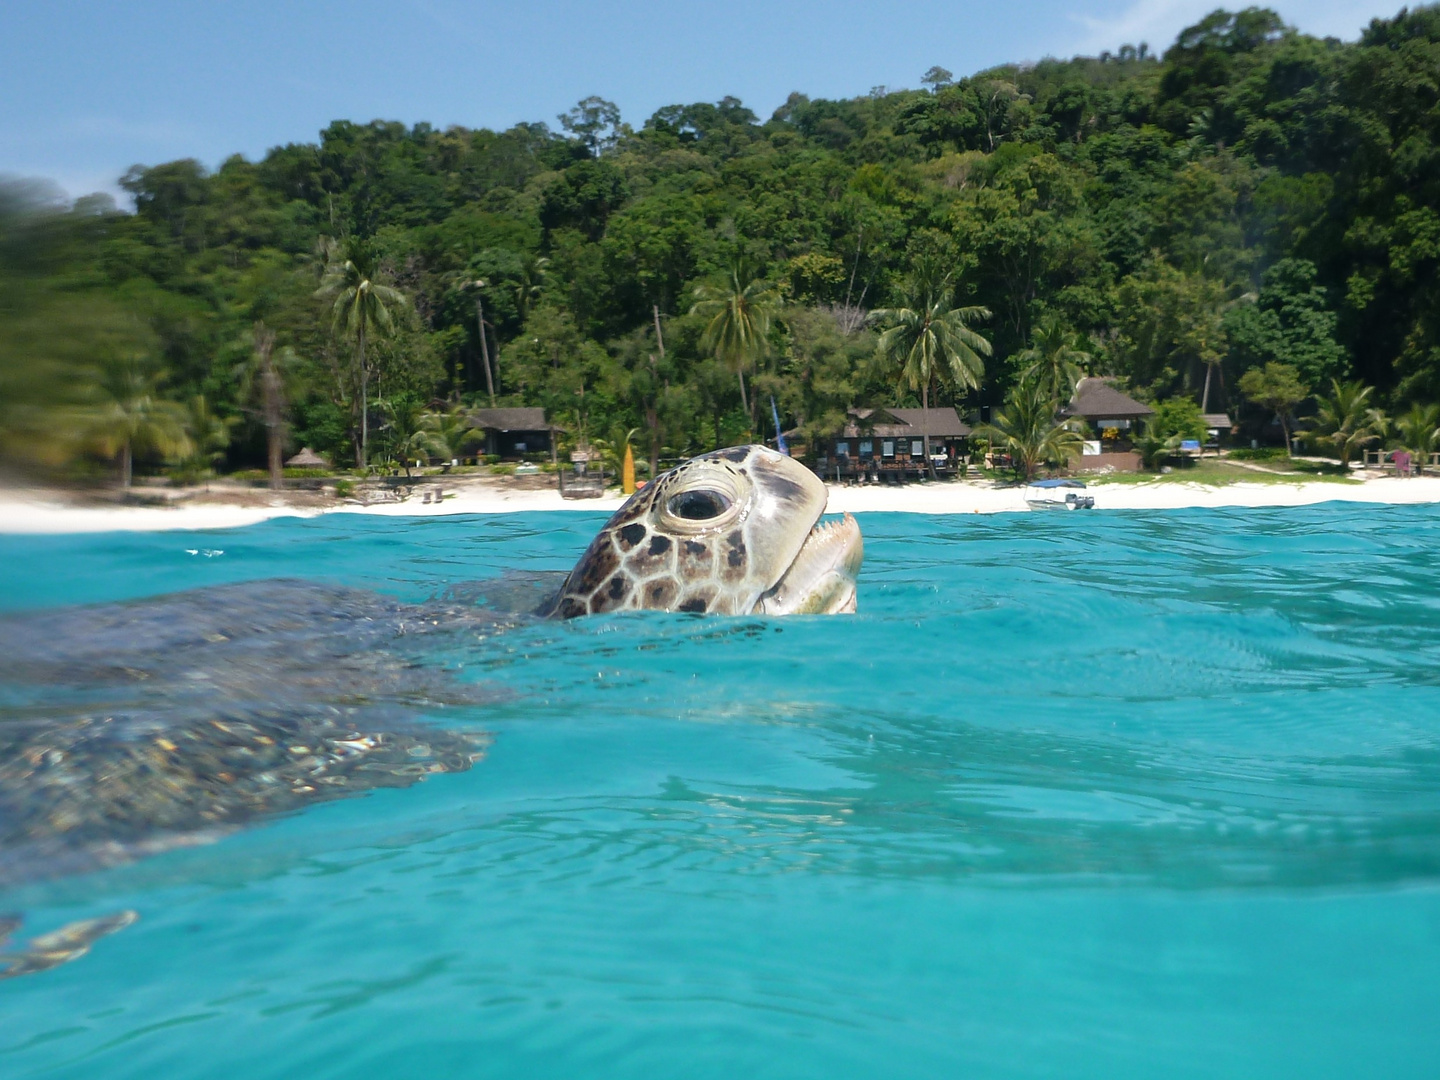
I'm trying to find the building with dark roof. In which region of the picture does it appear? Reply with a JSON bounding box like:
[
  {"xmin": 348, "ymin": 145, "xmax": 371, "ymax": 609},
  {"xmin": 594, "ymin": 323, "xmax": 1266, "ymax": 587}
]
[
  {"xmin": 813, "ymin": 407, "xmax": 972, "ymax": 480},
  {"xmin": 466, "ymin": 407, "xmax": 554, "ymax": 460},
  {"xmin": 1061, "ymin": 378, "xmax": 1154, "ymax": 431}
]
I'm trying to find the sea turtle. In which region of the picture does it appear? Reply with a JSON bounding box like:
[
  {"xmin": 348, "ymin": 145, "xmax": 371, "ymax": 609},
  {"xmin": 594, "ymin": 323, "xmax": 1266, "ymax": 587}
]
[
  {"xmin": 0, "ymin": 446, "xmax": 861, "ymax": 976},
  {"xmin": 543, "ymin": 444, "xmax": 862, "ymax": 617}
]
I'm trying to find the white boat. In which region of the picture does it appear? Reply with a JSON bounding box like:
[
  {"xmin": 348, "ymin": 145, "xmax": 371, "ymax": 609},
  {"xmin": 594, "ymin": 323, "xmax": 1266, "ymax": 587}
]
[{"xmin": 1025, "ymin": 478, "xmax": 1095, "ymax": 510}]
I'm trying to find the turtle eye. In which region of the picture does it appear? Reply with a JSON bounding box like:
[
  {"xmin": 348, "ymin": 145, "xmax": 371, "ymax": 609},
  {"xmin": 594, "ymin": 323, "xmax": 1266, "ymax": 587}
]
[{"xmin": 667, "ymin": 489, "xmax": 731, "ymax": 520}]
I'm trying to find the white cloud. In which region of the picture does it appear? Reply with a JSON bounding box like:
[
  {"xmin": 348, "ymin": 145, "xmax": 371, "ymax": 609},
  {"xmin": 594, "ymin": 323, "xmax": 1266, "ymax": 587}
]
[{"xmin": 1061, "ymin": 0, "xmax": 1400, "ymax": 57}]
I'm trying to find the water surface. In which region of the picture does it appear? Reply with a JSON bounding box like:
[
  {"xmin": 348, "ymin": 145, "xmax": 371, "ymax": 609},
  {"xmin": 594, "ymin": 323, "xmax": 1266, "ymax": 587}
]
[{"xmin": 3, "ymin": 506, "xmax": 1439, "ymax": 1078}]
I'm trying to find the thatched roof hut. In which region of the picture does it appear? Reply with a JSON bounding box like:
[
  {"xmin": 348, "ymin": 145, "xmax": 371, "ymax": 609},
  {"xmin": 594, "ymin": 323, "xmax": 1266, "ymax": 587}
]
[{"xmin": 285, "ymin": 447, "xmax": 330, "ymax": 468}]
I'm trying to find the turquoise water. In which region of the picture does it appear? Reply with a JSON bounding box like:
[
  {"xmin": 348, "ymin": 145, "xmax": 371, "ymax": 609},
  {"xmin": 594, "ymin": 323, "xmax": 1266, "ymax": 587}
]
[{"xmin": 3, "ymin": 505, "xmax": 1440, "ymax": 1078}]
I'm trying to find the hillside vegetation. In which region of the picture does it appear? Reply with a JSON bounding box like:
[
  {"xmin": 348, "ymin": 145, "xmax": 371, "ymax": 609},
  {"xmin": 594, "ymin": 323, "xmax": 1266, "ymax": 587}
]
[{"xmin": 5, "ymin": 5, "xmax": 1440, "ymax": 480}]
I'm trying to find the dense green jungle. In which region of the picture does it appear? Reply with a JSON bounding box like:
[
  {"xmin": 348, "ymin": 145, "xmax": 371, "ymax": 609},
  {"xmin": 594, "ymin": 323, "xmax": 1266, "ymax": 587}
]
[{"xmin": 4, "ymin": 4, "xmax": 1440, "ymax": 482}]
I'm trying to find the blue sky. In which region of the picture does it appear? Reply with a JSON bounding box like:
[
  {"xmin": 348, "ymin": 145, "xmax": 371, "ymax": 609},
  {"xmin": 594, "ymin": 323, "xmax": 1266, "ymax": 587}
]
[{"xmin": 1, "ymin": 0, "xmax": 1409, "ymax": 201}]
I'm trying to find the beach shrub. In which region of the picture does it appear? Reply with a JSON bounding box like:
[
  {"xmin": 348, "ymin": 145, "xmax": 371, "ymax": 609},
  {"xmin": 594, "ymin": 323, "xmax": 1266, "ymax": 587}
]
[
  {"xmin": 490, "ymin": 464, "xmax": 516, "ymax": 476},
  {"xmin": 1148, "ymin": 398, "xmax": 1207, "ymax": 442},
  {"xmin": 1228, "ymin": 446, "xmax": 1288, "ymax": 461}
]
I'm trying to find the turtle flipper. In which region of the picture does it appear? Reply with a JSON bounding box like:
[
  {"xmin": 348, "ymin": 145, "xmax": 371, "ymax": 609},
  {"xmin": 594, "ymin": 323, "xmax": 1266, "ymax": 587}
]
[{"xmin": 0, "ymin": 910, "xmax": 138, "ymax": 980}]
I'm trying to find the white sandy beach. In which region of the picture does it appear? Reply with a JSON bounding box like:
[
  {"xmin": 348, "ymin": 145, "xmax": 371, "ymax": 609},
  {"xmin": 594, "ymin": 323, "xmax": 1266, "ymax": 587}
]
[{"xmin": 3, "ymin": 471, "xmax": 1440, "ymax": 534}]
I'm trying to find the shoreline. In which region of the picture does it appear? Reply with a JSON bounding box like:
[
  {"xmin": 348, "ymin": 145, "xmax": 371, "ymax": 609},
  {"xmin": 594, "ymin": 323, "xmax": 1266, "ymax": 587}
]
[{"xmin": 3, "ymin": 472, "xmax": 1440, "ymax": 534}]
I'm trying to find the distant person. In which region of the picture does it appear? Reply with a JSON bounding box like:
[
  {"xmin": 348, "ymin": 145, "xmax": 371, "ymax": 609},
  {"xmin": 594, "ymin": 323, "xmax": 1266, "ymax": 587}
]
[{"xmin": 1393, "ymin": 449, "xmax": 1413, "ymax": 477}]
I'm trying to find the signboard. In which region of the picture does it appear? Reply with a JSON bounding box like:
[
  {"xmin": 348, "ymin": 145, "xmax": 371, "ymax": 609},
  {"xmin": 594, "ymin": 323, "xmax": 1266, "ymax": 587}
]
[{"xmin": 1082, "ymin": 440, "xmax": 1101, "ymax": 456}]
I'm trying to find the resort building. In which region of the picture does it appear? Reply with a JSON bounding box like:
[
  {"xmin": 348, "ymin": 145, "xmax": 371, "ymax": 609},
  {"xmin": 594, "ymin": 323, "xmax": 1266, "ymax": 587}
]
[
  {"xmin": 466, "ymin": 407, "xmax": 555, "ymax": 460},
  {"xmin": 1063, "ymin": 378, "xmax": 1153, "ymax": 471},
  {"xmin": 812, "ymin": 407, "xmax": 971, "ymax": 482}
]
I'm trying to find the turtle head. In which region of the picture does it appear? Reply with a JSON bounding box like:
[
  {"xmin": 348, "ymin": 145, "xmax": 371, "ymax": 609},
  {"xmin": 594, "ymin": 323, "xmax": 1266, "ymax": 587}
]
[{"xmin": 547, "ymin": 445, "xmax": 862, "ymax": 617}]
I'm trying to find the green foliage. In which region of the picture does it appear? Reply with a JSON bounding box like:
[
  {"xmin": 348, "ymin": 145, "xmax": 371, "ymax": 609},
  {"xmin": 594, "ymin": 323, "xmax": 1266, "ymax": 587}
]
[
  {"xmin": 1395, "ymin": 402, "xmax": 1440, "ymax": 471},
  {"xmin": 1301, "ymin": 379, "xmax": 1383, "ymax": 464},
  {"xmin": 1224, "ymin": 259, "xmax": 1347, "ymax": 388},
  {"xmin": 870, "ymin": 256, "xmax": 992, "ymax": 475},
  {"xmin": 973, "ymin": 375, "xmax": 1084, "ymax": 480},
  {"xmin": 1016, "ymin": 316, "xmax": 1090, "ymax": 402},
  {"xmin": 1148, "ymin": 396, "xmax": 1208, "ymax": 441},
  {"xmin": 379, "ymin": 395, "xmax": 449, "ymax": 476},
  {"xmin": 1238, "ymin": 360, "xmax": 1309, "ymax": 453},
  {"xmin": 1227, "ymin": 446, "xmax": 1289, "ymax": 461},
  {"xmin": 690, "ymin": 258, "xmax": 782, "ymax": 427},
  {"xmin": 6, "ymin": 8, "xmax": 1440, "ymax": 485},
  {"xmin": 79, "ymin": 350, "xmax": 192, "ymax": 486}
]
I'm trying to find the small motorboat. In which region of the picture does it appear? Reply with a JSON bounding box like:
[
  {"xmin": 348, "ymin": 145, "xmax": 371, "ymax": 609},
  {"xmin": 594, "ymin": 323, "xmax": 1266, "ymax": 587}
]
[{"xmin": 1025, "ymin": 478, "xmax": 1095, "ymax": 510}]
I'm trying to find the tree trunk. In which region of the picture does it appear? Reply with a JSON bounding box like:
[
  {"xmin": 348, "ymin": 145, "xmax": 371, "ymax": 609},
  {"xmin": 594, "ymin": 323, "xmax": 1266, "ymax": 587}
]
[
  {"xmin": 1201, "ymin": 363, "xmax": 1213, "ymax": 414},
  {"xmin": 737, "ymin": 368, "xmax": 750, "ymax": 425},
  {"xmin": 922, "ymin": 379, "xmax": 938, "ymax": 481},
  {"xmin": 256, "ymin": 326, "xmax": 285, "ymax": 491},
  {"xmin": 646, "ymin": 404, "xmax": 660, "ymax": 481},
  {"xmin": 121, "ymin": 440, "xmax": 132, "ymax": 488},
  {"xmin": 268, "ymin": 428, "xmax": 283, "ymax": 490},
  {"xmin": 477, "ymin": 298, "xmax": 495, "ymax": 405},
  {"xmin": 358, "ymin": 324, "xmax": 368, "ymax": 468},
  {"xmin": 653, "ymin": 304, "xmax": 666, "ymax": 358}
]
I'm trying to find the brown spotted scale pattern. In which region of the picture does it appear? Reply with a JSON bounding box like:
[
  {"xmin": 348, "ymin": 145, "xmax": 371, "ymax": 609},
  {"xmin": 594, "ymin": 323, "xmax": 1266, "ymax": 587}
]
[{"xmin": 544, "ymin": 446, "xmax": 783, "ymax": 616}]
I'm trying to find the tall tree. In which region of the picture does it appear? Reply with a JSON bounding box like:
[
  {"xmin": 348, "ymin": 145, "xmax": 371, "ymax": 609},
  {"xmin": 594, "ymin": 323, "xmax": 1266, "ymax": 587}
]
[
  {"xmin": 514, "ymin": 255, "xmax": 550, "ymax": 324},
  {"xmin": 690, "ymin": 258, "xmax": 781, "ymax": 431},
  {"xmin": 235, "ymin": 322, "xmax": 294, "ymax": 490},
  {"xmin": 1396, "ymin": 403, "xmax": 1440, "ymax": 475},
  {"xmin": 973, "ymin": 375, "xmax": 1083, "ymax": 481},
  {"xmin": 181, "ymin": 394, "xmax": 232, "ymax": 484},
  {"xmin": 869, "ymin": 258, "xmax": 992, "ymax": 478},
  {"xmin": 1017, "ymin": 315, "xmax": 1090, "ymax": 405},
  {"xmin": 316, "ymin": 238, "xmax": 406, "ymax": 467},
  {"xmin": 1238, "ymin": 361, "xmax": 1309, "ymax": 457},
  {"xmin": 380, "ymin": 397, "xmax": 447, "ymax": 478},
  {"xmin": 1301, "ymin": 379, "xmax": 1382, "ymax": 466},
  {"xmin": 82, "ymin": 352, "xmax": 190, "ymax": 488}
]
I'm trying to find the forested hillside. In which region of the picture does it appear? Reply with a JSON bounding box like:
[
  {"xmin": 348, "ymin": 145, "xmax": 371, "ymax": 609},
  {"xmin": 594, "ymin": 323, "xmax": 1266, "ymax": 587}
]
[{"xmin": 5, "ymin": 5, "xmax": 1440, "ymax": 479}]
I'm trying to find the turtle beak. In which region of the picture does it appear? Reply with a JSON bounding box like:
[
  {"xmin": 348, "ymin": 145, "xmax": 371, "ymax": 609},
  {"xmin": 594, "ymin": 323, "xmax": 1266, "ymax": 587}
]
[{"xmin": 754, "ymin": 512, "xmax": 863, "ymax": 615}]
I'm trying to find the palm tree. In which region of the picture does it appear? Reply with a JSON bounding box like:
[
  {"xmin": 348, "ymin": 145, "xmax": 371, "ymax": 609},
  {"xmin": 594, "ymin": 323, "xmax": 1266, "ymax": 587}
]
[
  {"xmin": 420, "ymin": 405, "xmax": 486, "ymax": 463},
  {"xmin": 380, "ymin": 398, "xmax": 448, "ymax": 478},
  {"xmin": 1300, "ymin": 379, "xmax": 1383, "ymax": 467},
  {"xmin": 1133, "ymin": 426, "xmax": 1183, "ymax": 471},
  {"xmin": 81, "ymin": 352, "xmax": 190, "ymax": 488},
  {"xmin": 180, "ymin": 394, "xmax": 233, "ymax": 485},
  {"xmin": 316, "ymin": 238, "xmax": 407, "ymax": 467},
  {"xmin": 973, "ymin": 376, "xmax": 1083, "ymax": 482},
  {"xmin": 1017, "ymin": 316, "xmax": 1089, "ymax": 405},
  {"xmin": 1396, "ymin": 402, "xmax": 1440, "ymax": 475},
  {"xmin": 869, "ymin": 257, "xmax": 992, "ymax": 478},
  {"xmin": 235, "ymin": 321, "xmax": 295, "ymax": 490},
  {"xmin": 690, "ymin": 258, "xmax": 781, "ymax": 429},
  {"xmin": 514, "ymin": 255, "xmax": 549, "ymax": 323}
]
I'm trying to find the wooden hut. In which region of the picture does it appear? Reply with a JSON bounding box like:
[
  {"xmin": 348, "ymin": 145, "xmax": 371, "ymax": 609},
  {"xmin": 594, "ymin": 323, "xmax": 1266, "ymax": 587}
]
[
  {"xmin": 284, "ymin": 447, "xmax": 330, "ymax": 469},
  {"xmin": 1062, "ymin": 379, "xmax": 1154, "ymax": 437},
  {"xmin": 812, "ymin": 407, "xmax": 971, "ymax": 482},
  {"xmin": 466, "ymin": 408, "xmax": 554, "ymax": 460},
  {"xmin": 1062, "ymin": 379, "xmax": 1153, "ymax": 472}
]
